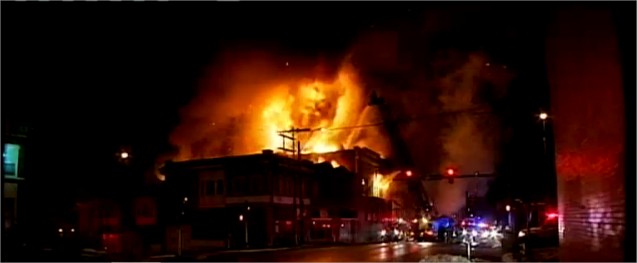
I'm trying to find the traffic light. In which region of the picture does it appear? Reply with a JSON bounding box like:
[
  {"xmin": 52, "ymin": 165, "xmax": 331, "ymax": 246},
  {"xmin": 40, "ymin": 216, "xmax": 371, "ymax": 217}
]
[{"xmin": 446, "ymin": 168, "xmax": 456, "ymax": 184}]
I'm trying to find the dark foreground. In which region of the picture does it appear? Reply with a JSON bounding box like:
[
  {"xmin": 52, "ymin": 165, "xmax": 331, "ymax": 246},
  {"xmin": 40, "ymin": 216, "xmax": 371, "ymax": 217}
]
[
  {"xmin": 4, "ymin": 241, "xmax": 502, "ymax": 262},
  {"xmin": 198, "ymin": 242, "xmax": 502, "ymax": 262}
]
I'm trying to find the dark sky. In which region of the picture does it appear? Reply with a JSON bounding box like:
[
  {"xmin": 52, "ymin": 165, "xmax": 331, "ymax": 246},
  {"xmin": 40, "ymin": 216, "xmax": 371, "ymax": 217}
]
[{"xmin": 4, "ymin": 2, "xmax": 631, "ymax": 212}]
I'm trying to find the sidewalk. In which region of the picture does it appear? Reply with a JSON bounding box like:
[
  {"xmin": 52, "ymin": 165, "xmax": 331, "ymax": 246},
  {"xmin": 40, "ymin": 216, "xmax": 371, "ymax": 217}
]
[
  {"xmin": 147, "ymin": 241, "xmax": 387, "ymax": 261},
  {"xmin": 500, "ymin": 247, "xmax": 558, "ymax": 262},
  {"xmin": 146, "ymin": 244, "xmax": 323, "ymax": 261}
]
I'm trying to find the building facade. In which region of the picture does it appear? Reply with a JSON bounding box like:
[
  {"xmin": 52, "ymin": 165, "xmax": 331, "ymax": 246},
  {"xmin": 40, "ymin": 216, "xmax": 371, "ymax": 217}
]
[
  {"xmin": 160, "ymin": 148, "xmax": 395, "ymax": 251},
  {"xmin": 161, "ymin": 150, "xmax": 317, "ymax": 251},
  {"xmin": 546, "ymin": 7, "xmax": 632, "ymax": 262},
  {"xmin": 303, "ymin": 147, "xmax": 394, "ymax": 242},
  {"xmin": 2, "ymin": 123, "xmax": 29, "ymax": 231},
  {"xmin": 74, "ymin": 194, "xmax": 161, "ymax": 257},
  {"xmin": 309, "ymin": 163, "xmax": 393, "ymax": 244}
]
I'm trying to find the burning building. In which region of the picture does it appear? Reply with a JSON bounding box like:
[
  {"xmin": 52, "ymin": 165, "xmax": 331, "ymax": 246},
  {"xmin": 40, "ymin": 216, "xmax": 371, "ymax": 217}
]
[
  {"xmin": 304, "ymin": 147, "xmax": 396, "ymax": 243},
  {"xmin": 160, "ymin": 54, "xmax": 433, "ymax": 245},
  {"xmin": 159, "ymin": 147, "xmax": 395, "ymax": 250},
  {"xmin": 303, "ymin": 147, "xmax": 394, "ymax": 199}
]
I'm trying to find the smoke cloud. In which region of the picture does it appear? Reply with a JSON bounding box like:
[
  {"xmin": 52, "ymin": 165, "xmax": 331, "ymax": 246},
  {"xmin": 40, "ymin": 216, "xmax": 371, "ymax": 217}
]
[
  {"xmin": 437, "ymin": 52, "xmax": 507, "ymax": 174},
  {"xmin": 342, "ymin": 9, "xmax": 515, "ymax": 218}
]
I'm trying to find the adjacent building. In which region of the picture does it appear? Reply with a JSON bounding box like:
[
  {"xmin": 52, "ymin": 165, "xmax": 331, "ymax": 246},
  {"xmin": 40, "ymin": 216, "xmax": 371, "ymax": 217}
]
[
  {"xmin": 546, "ymin": 7, "xmax": 631, "ymax": 261},
  {"xmin": 74, "ymin": 187, "xmax": 162, "ymax": 258},
  {"xmin": 2, "ymin": 122, "xmax": 29, "ymax": 231},
  {"xmin": 303, "ymin": 147, "xmax": 394, "ymax": 242}
]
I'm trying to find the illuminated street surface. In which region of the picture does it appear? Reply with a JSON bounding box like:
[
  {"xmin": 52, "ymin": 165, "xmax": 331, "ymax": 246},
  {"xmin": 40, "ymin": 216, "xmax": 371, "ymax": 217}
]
[{"xmin": 204, "ymin": 242, "xmax": 502, "ymax": 262}]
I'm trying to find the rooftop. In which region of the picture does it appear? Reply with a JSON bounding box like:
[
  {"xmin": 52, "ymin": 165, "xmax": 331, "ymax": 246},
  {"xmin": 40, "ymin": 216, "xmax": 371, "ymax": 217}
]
[{"xmin": 161, "ymin": 149, "xmax": 319, "ymax": 175}]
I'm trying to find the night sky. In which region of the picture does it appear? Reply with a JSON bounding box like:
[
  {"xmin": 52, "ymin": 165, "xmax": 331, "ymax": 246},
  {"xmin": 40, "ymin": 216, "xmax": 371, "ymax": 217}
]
[{"xmin": 3, "ymin": 2, "xmax": 628, "ymax": 216}]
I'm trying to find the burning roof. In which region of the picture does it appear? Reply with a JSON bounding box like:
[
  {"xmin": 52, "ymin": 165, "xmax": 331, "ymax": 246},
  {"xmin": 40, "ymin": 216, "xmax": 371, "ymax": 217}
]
[{"xmin": 167, "ymin": 56, "xmax": 393, "ymax": 165}]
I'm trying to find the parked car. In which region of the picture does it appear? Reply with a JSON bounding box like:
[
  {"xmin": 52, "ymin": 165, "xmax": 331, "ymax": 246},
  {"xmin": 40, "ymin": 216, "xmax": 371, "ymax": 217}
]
[{"xmin": 515, "ymin": 213, "xmax": 559, "ymax": 258}]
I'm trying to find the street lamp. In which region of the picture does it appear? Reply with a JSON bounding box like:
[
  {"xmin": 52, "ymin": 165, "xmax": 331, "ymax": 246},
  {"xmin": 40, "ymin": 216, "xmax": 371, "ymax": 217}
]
[
  {"xmin": 538, "ymin": 112, "xmax": 549, "ymax": 154},
  {"xmin": 240, "ymin": 211, "xmax": 249, "ymax": 248},
  {"xmin": 506, "ymin": 205, "xmax": 512, "ymax": 229},
  {"xmin": 176, "ymin": 195, "xmax": 189, "ymax": 257},
  {"xmin": 117, "ymin": 150, "xmax": 131, "ymax": 164},
  {"xmin": 539, "ymin": 112, "xmax": 548, "ymax": 121}
]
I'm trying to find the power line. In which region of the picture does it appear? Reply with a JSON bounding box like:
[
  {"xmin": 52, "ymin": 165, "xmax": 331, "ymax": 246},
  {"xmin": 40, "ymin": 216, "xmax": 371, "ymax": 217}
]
[{"xmin": 297, "ymin": 107, "xmax": 494, "ymax": 133}]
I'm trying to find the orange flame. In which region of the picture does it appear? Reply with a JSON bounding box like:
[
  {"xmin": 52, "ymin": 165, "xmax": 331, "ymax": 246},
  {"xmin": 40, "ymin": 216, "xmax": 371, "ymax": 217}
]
[
  {"xmin": 261, "ymin": 63, "xmax": 365, "ymax": 154},
  {"xmin": 166, "ymin": 56, "xmax": 391, "ymax": 170}
]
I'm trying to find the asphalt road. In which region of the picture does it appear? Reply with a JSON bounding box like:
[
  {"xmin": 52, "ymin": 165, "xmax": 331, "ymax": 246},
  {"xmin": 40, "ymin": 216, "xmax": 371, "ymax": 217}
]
[{"xmin": 204, "ymin": 242, "xmax": 503, "ymax": 262}]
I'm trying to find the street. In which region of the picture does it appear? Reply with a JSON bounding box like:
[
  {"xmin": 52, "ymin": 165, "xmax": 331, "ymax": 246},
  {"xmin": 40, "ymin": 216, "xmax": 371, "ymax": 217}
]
[{"xmin": 203, "ymin": 242, "xmax": 503, "ymax": 262}]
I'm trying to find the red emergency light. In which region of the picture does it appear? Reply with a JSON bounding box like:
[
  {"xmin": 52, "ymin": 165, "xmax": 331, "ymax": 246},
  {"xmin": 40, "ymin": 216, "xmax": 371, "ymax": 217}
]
[
  {"xmin": 446, "ymin": 168, "xmax": 455, "ymax": 176},
  {"xmin": 546, "ymin": 212, "xmax": 559, "ymax": 219},
  {"xmin": 406, "ymin": 170, "xmax": 413, "ymax": 177}
]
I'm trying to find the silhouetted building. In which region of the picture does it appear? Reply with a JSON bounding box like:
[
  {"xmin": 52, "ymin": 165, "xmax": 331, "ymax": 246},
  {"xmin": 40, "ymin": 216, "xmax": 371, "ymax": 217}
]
[
  {"xmin": 161, "ymin": 150, "xmax": 317, "ymax": 251},
  {"xmin": 74, "ymin": 189, "xmax": 161, "ymax": 258},
  {"xmin": 2, "ymin": 123, "xmax": 30, "ymax": 231},
  {"xmin": 546, "ymin": 7, "xmax": 632, "ymax": 262},
  {"xmin": 304, "ymin": 147, "xmax": 396, "ymax": 242},
  {"xmin": 160, "ymin": 148, "xmax": 394, "ymax": 251},
  {"xmin": 310, "ymin": 164, "xmax": 393, "ymax": 243}
]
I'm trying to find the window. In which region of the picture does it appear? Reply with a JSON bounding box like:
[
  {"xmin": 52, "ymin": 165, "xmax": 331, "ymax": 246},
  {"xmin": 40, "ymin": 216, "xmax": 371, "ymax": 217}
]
[
  {"xmin": 270, "ymin": 175, "xmax": 278, "ymax": 194},
  {"xmin": 3, "ymin": 144, "xmax": 20, "ymax": 178},
  {"xmin": 277, "ymin": 176, "xmax": 285, "ymax": 195},
  {"xmin": 101, "ymin": 205, "xmax": 114, "ymax": 218},
  {"xmin": 233, "ymin": 176, "xmax": 247, "ymax": 194},
  {"xmin": 286, "ymin": 176, "xmax": 294, "ymax": 195},
  {"xmin": 205, "ymin": 180, "xmax": 216, "ymax": 196},
  {"xmin": 138, "ymin": 204, "xmax": 152, "ymax": 217},
  {"xmin": 216, "ymin": 179, "xmax": 224, "ymax": 195},
  {"xmin": 301, "ymin": 180, "xmax": 306, "ymax": 195},
  {"xmin": 246, "ymin": 176, "xmax": 254, "ymax": 194},
  {"xmin": 251, "ymin": 176, "xmax": 263, "ymax": 194}
]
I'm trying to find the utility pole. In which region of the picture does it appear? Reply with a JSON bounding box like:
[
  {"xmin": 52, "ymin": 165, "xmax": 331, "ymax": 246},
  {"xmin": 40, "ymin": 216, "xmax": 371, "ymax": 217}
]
[
  {"xmin": 278, "ymin": 130, "xmax": 298, "ymax": 246},
  {"xmin": 277, "ymin": 127, "xmax": 311, "ymax": 246},
  {"xmin": 297, "ymin": 140, "xmax": 305, "ymax": 245}
]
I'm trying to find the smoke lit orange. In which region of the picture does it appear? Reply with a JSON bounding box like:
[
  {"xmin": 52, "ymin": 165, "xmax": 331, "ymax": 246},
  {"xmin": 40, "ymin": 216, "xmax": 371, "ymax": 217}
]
[
  {"xmin": 262, "ymin": 64, "xmax": 365, "ymax": 154},
  {"xmin": 167, "ymin": 57, "xmax": 391, "ymax": 165}
]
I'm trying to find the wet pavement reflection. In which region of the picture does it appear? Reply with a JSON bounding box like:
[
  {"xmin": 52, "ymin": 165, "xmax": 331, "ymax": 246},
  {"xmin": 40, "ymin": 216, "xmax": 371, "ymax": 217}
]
[{"xmin": 206, "ymin": 242, "xmax": 502, "ymax": 262}]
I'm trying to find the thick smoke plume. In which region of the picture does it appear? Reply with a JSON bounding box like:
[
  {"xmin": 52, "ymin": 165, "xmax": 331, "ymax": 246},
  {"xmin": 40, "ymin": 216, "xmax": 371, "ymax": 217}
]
[
  {"xmin": 438, "ymin": 52, "xmax": 506, "ymax": 174},
  {"xmin": 432, "ymin": 52, "xmax": 513, "ymax": 215}
]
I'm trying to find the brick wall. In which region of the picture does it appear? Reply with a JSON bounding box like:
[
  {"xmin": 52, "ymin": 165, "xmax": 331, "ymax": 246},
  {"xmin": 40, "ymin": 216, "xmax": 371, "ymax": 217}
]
[{"xmin": 546, "ymin": 7, "xmax": 627, "ymax": 261}]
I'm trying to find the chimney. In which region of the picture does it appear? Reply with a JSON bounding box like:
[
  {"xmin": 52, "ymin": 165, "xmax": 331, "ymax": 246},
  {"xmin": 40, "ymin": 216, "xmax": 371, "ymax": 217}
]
[{"xmin": 262, "ymin": 149, "xmax": 274, "ymax": 155}]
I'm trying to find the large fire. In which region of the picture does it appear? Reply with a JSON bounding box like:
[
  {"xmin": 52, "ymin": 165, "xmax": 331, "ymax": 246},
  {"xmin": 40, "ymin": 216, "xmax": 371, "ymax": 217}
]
[
  {"xmin": 371, "ymin": 171, "xmax": 400, "ymax": 199},
  {"xmin": 167, "ymin": 58, "xmax": 391, "ymax": 164},
  {"xmin": 261, "ymin": 63, "xmax": 365, "ymax": 154}
]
